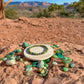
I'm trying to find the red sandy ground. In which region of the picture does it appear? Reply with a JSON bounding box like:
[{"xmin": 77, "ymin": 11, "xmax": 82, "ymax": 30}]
[{"xmin": 0, "ymin": 17, "xmax": 84, "ymax": 84}]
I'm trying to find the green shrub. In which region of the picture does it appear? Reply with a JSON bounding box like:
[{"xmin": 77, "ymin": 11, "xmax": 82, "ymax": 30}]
[{"xmin": 5, "ymin": 8, "xmax": 17, "ymax": 19}]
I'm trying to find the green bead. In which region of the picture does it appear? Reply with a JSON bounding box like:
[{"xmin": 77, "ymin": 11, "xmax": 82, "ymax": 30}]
[
  {"xmin": 32, "ymin": 62, "xmax": 38, "ymax": 67},
  {"xmin": 62, "ymin": 59, "xmax": 70, "ymax": 64},
  {"xmin": 44, "ymin": 64, "xmax": 49, "ymax": 68},
  {"xmin": 24, "ymin": 61, "xmax": 28, "ymax": 65},
  {"xmin": 9, "ymin": 52, "xmax": 15, "ymax": 56},
  {"xmin": 53, "ymin": 45, "xmax": 59, "ymax": 48},
  {"xmin": 6, "ymin": 55, "xmax": 11, "ymax": 59},
  {"xmin": 52, "ymin": 55, "xmax": 58, "ymax": 58},
  {"xmin": 27, "ymin": 72, "xmax": 30, "ymax": 76},
  {"xmin": 63, "ymin": 57, "xmax": 68, "ymax": 60},
  {"xmin": 52, "ymin": 62, "xmax": 58, "ymax": 65},
  {"xmin": 45, "ymin": 59, "xmax": 50, "ymax": 63},
  {"xmin": 20, "ymin": 58, "xmax": 23, "ymax": 62},
  {"xmin": 23, "ymin": 42, "xmax": 31, "ymax": 48},
  {"xmin": 26, "ymin": 65, "xmax": 32, "ymax": 72},
  {"xmin": 51, "ymin": 46, "xmax": 56, "ymax": 48},
  {"xmin": 58, "ymin": 53, "xmax": 64, "ymax": 59},
  {"xmin": 14, "ymin": 50, "xmax": 17, "ymax": 53},
  {"xmin": 3, "ymin": 58, "xmax": 7, "ymax": 61},
  {"xmin": 56, "ymin": 49, "xmax": 64, "ymax": 54},
  {"xmin": 63, "ymin": 67, "xmax": 69, "ymax": 72},
  {"xmin": 16, "ymin": 56, "xmax": 21, "ymax": 60},
  {"xmin": 67, "ymin": 57, "xmax": 72, "ymax": 62},
  {"xmin": 17, "ymin": 49, "xmax": 22, "ymax": 53},
  {"xmin": 69, "ymin": 63, "xmax": 75, "ymax": 68}
]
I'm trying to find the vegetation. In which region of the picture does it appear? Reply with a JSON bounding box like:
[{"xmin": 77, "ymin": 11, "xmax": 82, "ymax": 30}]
[
  {"xmin": 5, "ymin": 8, "xmax": 17, "ymax": 19},
  {"xmin": 4, "ymin": 0, "xmax": 84, "ymax": 19},
  {"xmin": 37, "ymin": 0, "xmax": 84, "ymax": 18}
]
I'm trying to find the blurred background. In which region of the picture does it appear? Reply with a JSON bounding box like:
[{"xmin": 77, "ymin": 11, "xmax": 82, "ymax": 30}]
[{"xmin": 4, "ymin": 0, "xmax": 84, "ymax": 19}]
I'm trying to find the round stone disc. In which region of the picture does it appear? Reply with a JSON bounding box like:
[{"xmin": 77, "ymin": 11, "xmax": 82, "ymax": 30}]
[{"xmin": 24, "ymin": 44, "xmax": 54, "ymax": 61}]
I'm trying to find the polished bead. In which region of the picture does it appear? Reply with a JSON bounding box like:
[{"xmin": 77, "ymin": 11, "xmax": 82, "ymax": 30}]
[
  {"xmin": 63, "ymin": 67, "xmax": 69, "ymax": 72},
  {"xmin": 32, "ymin": 62, "xmax": 38, "ymax": 67},
  {"xmin": 16, "ymin": 56, "xmax": 21, "ymax": 60},
  {"xmin": 6, "ymin": 55, "xmax": 11, "ymax": 59},
  {"xmin": 52, "ymin": 62, "xmax": 58, "ymax": 65},
  {"xmin": 26, "ymin": 65, "xmax": 32, "ymax": 72},
  {"xmin": 67, "ymin": 57, "xmax": 72, "ymax": 62},
  {"xmin": 17, "ymin": 49, "xmax": 22, "ymax": 53},
  {"xmin": 57, "ymin": 53, "xmax": 64, "ymax": 59},
  {"xmin": 20, "ymin": 58, "xmax": 23, "ymax": 62},
  {"xmin": 3, "ymin": 58, "xmax": 7, "ymax": 61},
  {"xmin": 52, "ymin": 55, "xmax": 58, "ymax": 58},
  {"xmin": 9, "ymin": 52, "xmax": 15, "ymax": 56},
  {"xmin": 44, "ymin": 64, "xmax": 49, "ymax": 68},
  {"xmin": 64, "ymin": 64, "xmax": 69, "ymax": 68},
  {"xmin": 24, "ymin": 61, "xmax": 28, "ymax": 65},
  {"xmin": 69, "ymin": 63, "xmax": 75, "ymax": 68}
]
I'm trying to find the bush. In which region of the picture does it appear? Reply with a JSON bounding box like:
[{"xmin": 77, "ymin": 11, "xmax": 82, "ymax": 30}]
[{"xmin": 5, "ymin": 8, "xmax": 17, "ymax": 19}]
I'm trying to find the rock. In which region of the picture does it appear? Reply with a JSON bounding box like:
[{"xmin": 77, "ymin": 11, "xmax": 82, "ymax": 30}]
[
  {"xmin": 32, "ymin": 79, "xmax": 43, "ymax": 84},
  {"xmin": 4, "ymin": 78, "xmax": 17, "ymax": 84},
  {"xmin": 37, "ymin": 61, "xmax": 44, "ymax": 68},
  {"xmin": 44, "ymin": 78, "xmax": 60, "ymax": 84},
  {"xmin": 6, "ymin": 57, "xmax": 16, "ymax": 65}
]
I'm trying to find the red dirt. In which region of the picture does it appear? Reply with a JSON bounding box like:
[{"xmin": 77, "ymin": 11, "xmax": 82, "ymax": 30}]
[{"xmin": 0, "ymin": 17, "xmax": 84, "ymax": 84}]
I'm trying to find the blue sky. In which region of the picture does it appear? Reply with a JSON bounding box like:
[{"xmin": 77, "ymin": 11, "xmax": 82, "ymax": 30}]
[{"xmin": 5, "ymin": 0, "xmax": 79, "ymax": 4}]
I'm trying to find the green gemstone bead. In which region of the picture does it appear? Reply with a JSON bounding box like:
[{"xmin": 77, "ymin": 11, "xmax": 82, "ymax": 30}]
[
  {"xmin": 51, "ymin": 46, "xmax": 56, "ymax": 48},
  {"xmin": 3, "ymin": 58, "xmax": 7, "ymax": 61},
  {"xmin": 44, "ymin": 64, "xmax": 49, "ymax": 68},
  {"xmin": 23, "ymin": 42, "xmax": 31, "ymax": 48},
  {"xmin": 17, "ymin": 49, "xmax": 22, "ymax": 53},
  {"xmin": 26, "ymin": 65, "xmax": 32, "ymax": 72},
  {"xmin": 67, "ymin": 57, "xmax": 72, "ymax": 62},
  {"xmin": 32, "ymin": 62, "xmax": 38, "ymax": 67},
  {"xmin": 9, "ymin": 52, "xmax": 15, "ymax": 56},
  {"xmin": 24, "ymin": 61, "xmax": 28, "ymax": 65},
  {"xmin": 58, "ymin": 53, "xmax": 64, "ymax": 59},
  {"xmin": 20, "ymin": 58, "xmax": 23, "ymax": 62},
  {"xmin": 63, "ymin": 67, "xmax": 69, "ymax": 72},
  {"xmin": 6, "ymin": 55, "xmax": 11, "ymax": 59},
  {"xmin": 52, "ymin": 62, "xmax": 58, "ymax": 65},
  {"xmin": 53, "ymin": 45, "xmax": 59, "ymax": 48},
  {"xmin": 52, "ymin": 55, "xmax": 58, "ymax": 58},
  {"xmin": 69, "ymin": 63, "xmax": 75, "ymax": 68},
  {"xmin": 62, "ymin": 59, "xmax": 70, "ymax": 64},
  {"xmin": 63, "ymin": 57, "xmax": 68, "ymax": 60},
  {"xmin": 16, "ymin": 56, "xmax": 20, "ymax": 60},
  {"xmin": 45, "ymin": 59, "xmax": 50, "ymax": 63}
]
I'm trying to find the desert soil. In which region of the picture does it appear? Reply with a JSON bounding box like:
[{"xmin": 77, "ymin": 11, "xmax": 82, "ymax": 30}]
[{"xmin": 0, "ymin": 17, "xmax": 84, "ymax": 84}]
